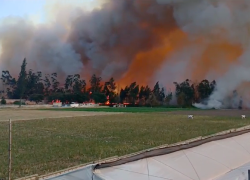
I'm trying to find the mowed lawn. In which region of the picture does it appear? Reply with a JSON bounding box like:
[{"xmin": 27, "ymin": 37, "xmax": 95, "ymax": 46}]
[
  {"xmin": 0, "ymin": 113, "xmax": 249, "ymax": 179},
  {"xmin": 39, "ymin": 107, "xmax": 199, "ymax": 113}
]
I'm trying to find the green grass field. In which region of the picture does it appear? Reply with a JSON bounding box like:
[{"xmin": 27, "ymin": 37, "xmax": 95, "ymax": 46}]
[
  {"xmin": 39, "ymin": 107, "xmax": 199, "ymax": 113},
  {"xmin": 0, "ymin": 113, "xmax": 249, "ymax": 179}
]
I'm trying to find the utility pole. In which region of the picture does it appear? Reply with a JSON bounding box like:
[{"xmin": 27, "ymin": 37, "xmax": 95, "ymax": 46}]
[{"xmin": 8, "ymin": 119, "xmax": 12, "ymax": 180}]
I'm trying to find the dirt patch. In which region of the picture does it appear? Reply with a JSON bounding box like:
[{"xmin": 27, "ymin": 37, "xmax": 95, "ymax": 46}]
[
  {"xmin": 0, "ymin": 109, "xmax": 122, "ymax": 121},
  {"xmin": 167, "ymin": 109, "xmax": 250, "ymax": 117}
]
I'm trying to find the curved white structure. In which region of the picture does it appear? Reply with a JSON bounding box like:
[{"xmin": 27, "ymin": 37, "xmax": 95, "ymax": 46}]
[{"xmin": 95, "ymin": 132, "xmax": 250, "ymax": 180}]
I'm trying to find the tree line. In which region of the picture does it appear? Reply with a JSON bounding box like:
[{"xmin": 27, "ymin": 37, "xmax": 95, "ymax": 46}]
[{"xmin": 0, "ymin": 59, "xmax": 217, "ymax": 107}]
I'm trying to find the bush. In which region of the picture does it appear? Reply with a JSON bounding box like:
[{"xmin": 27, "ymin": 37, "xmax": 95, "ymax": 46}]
[
  {"xmin": 13, "ymin": 101, "xmax": 25, "ymax": 105},
  {"xmin": 29, "ymin": 94, "xmax": 44, "ymax": 103},
  {"xmin": 92, "ymin": 93, "xmax": 107, "ymax": 103},
  {"xmin": 1, "ymin": 97, "xmax": 6, "ymax": 105}
]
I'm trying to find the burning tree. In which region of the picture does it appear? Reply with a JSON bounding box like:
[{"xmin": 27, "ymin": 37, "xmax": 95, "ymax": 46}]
[{"xmin": 103, "ymin": 77, "xmax": 118, "ymax": 104}]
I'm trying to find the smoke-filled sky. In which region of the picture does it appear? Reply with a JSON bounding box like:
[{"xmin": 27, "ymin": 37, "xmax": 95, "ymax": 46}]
[{"xmin": 1, "ymin": 0, "xmax": 250, "ymax": 108}]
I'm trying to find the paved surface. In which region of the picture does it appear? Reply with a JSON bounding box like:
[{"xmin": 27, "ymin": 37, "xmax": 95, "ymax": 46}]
[{"xmin": 0, "ymin": 109, "xmax": 122, "ymax": 122}]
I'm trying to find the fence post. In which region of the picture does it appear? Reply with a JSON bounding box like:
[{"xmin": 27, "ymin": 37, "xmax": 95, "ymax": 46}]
[{"xmin": 8, "ymin": 119, "xmax": 12, "ymax": 180}]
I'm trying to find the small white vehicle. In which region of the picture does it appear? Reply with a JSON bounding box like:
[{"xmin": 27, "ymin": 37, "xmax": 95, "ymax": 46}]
[{"xmin": 70, "ymin": 102, "xmax": 79, "ymax": 108}]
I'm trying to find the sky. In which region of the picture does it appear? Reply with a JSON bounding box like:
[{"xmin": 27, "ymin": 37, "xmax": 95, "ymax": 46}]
[{"xmin": 0, "ymin": 0, "xmax": 98, "ymax": 23}]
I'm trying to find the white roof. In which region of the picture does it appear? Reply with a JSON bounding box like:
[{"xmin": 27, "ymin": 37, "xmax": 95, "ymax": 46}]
[
  {"xmin": 95, "ymin": 132, "xmax": 250, "ymax": 180},
  {"xmin": 43, "ymin": 131, "xmax": 250, "ymax": 180}
]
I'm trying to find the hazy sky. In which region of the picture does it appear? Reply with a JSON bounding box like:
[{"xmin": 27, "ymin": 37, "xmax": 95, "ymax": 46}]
[
  {"xmin": 1, "ymin": 0, "xmax": 46, "ymax": 22},
  {"xmin": 0, "ymin": 0, "xmax": 98, "ymax": 23}
]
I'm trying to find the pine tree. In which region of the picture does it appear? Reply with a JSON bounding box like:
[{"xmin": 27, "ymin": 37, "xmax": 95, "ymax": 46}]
[{"xmin": 16, "ymin": 58, "xmax": 27, "ymax": 107}]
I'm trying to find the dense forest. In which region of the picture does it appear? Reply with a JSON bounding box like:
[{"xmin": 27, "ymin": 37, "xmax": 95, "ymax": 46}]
[{"xmin": 0, "ymin": 59, "xmax": 217, "ymax": 107}]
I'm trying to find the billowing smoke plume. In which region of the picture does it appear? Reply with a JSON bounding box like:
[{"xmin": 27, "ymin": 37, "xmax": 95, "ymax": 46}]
[
  {"xmin": 1, "ymin": 0, "xmax": 250, "ymax": 108},
  {"xmin": 0, "ymin": 0, "xmax": 177, "ymax": 80}
]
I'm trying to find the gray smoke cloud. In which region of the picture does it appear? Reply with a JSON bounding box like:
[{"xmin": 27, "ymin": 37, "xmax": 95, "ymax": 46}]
[
  {"xmin": 0, "ymin": 0, "xmax": 177, "ymax": 80},
  {"xmin": 0, "ymin": 17, "xmax": 83, "ymax": 77},
  {"xmin": 68, "ymin": 0, "xmax": 177, "ymax": 80},
  {"xmin": 156, "ymin": 0, "xmax": 250, "ymax": 109},
  {"xmin": 1, "ymin": 0, "xmax": 250, "ymax": 109}
]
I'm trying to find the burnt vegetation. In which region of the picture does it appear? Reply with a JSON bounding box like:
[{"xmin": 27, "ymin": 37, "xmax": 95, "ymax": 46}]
[{"xmin": 0, "ymin": 59, "xmax": 216, "ymax": 107}]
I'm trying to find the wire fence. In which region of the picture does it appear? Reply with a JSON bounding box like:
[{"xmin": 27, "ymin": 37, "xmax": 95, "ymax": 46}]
[
  {"xmin": 0, "ymin": 117, "xmax": 122, "ymax": 180},
  {"xmin": 0, "ymin": 119, "xmax": 97, "ymax": 180},
  {"xmin": 2, "ymin": 114, "xmax": 250, "ymax": 180},
  {"xmin": 0, "ymin": 121, "xmax": 9, "ymax": 180}
]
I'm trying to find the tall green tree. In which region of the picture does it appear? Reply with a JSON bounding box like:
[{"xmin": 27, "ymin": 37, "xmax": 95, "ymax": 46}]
[
  {"xmin": 26, "ymin": 70, "xmax": 44, "ymax": 97},
  {"xmin": 1, "ymin": 97, "xmax": 6, "ymax": 104},
  {"xmin": 44, "ymin": 74, "xmax": 51, "ymax": 96},
  {"xmin": 159, "ymin": 87, "xmax": 165, "ymax": 102},
  {"xmin": 64, "ymin": 74, "xmax": 86, "ymax": 96},
  {"xmin": 152, "ymin": 82, "xmax": 165, "ymax": 103},
  {"xmin": 72, "ymin": 74, "xmax": 86, "ymax": 93},
  {"xmin": 1, "ymin": 70, "xmax": 16, "ymax": 98},
  {"xmin": 139, "ymin": 86, "xmax": 151, "ymax": 105},
  {"xmin": 128, "ymin": 82, "xmax": 139, "ymax": 104},
  {"xmin": 197, "ymin": 79, "xmax": 216, "ymax": 101},
  {"xmin": 164, "ymin": 92, "xmax": 173, "ymax": 105},
  {"xmin": 65, "ymin": 75, "xmax": 73, "ymax": 92},
  {"xmin": 29, "ymin": 94, "xmax": 44, "ymax": 104},
  {"xmin": 51, "ymin": 73, "xmax": 59, "ymax": 92},
  {"xmin": 89, "ymin": 74, "xmax": 102, "ymax": 93},
  {"xmin": 120, "ymin": 87, "xmax": 128, "ymax": 103},
  {"xmin": 103, "ymin": 77, "xmax": 117, "ymax": 103},
  {"xmin": 174, "ymin": 79, "xmax": 195, "ymax": 107},
  {"xmin": 146, "ymin": 93, "xmax": 159, "ymax": 107},
  {"xmin": 15, "ymin": 58, "xmax": 28, "ymax": 107},
  {"xmin": 177, "ymin": 92, "xmax": 185, "ymax": 107},
  {"xmin": 153, "ymin": 82, "xmax": 160, "ymax": 100},
  {"xmin": 92, "ymin": 92, "xmax": 107, "ymax": 103}
]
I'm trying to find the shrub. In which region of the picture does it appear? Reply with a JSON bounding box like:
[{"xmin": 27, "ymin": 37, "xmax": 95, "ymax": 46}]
[
  {"xmin": 1, "ymin": 97, "xmax": 6, "ymax": 105},
  {"xmin": 92, "ymin": 93, "xmax": 107, "ymax": 103},
  {"xmin": 29, "ymin": 94, "xmax": 44, "ymax": 104},
  {"xmin": 13, "ymin": 101, "xmax": 25, "ymax": 105},
  {"xmin": 48, "ymin": 93, "xmax": 89, "ymax": 103}
]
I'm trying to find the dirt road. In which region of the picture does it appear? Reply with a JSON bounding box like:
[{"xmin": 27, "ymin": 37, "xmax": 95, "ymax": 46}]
[{"xmin": 0, "ymin": 109, "xmax": 122, "ymax": 121}]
